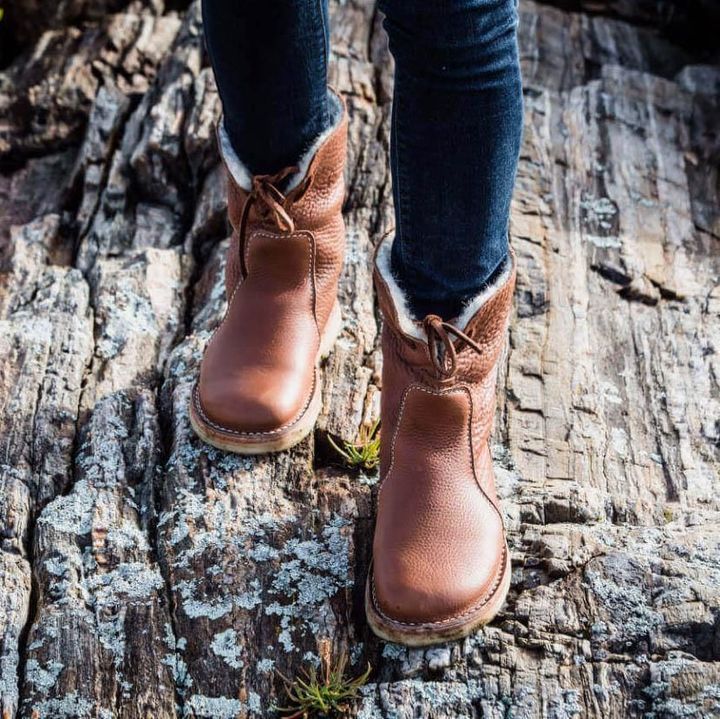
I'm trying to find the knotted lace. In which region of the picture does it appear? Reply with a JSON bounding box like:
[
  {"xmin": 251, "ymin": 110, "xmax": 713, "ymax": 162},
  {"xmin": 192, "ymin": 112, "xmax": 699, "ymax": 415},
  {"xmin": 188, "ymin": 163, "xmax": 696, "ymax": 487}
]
[
  {"xmin": 423, "ymin": 314, "xmax": 485, "ymax": 379},
  {"xmin": 236, "ymin": 166, "xmax": 312, "ymax": 274}
]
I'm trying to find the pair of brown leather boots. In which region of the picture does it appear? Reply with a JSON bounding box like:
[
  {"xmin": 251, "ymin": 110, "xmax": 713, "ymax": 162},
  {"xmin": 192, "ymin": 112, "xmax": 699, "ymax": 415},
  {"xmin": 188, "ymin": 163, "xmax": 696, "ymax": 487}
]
[{"xmin": 190, "ymin": 95, "xmax": 514, "ymax": 646}]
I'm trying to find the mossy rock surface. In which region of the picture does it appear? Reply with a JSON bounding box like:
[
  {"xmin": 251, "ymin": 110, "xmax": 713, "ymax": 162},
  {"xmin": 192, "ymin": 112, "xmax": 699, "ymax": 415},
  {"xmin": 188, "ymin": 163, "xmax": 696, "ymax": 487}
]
[{"xmin": 0, "ymin": 1, "xmax": 719, "ymax": 717}]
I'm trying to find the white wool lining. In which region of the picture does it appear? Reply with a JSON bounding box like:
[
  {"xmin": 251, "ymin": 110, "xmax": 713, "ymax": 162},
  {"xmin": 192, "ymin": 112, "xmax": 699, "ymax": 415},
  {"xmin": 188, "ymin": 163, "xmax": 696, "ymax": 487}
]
[
  {"xmin": 218, "ymin": 90, "xmax": 343, "ymax": 192},
  {"xmin": 375, "ymin": 235, "xmax": 513, "ymax": 340},
  {"xmin": 375, "ymin": 237, "xmax": 425, "ymax": 339}
]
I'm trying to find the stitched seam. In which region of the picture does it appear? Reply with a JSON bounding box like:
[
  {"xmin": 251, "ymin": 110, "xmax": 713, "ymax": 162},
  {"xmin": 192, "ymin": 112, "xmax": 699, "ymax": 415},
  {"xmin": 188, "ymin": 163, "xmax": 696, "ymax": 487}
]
[
  {"xmin": 377, "ymin": 379, "xmax": 414, "ymax": 506},
  {"xmin": 203, "ymin": 254, "xmax": 244, "ymax": 356},
  {"xmin": 467, "ymin": 388, "xmax": 506, "ymax": 526},
  {"xmin": 203, "ymin": 228, "xmax": 312, "ymax": 355},
  {"xmin": 378, "ymin": 382, "xmax": 463, "ymax": 505},
  {"xmin": 379, "ymin": 383, "xmax": 467, "ymax": 499},
  {"xmin": 193, "ymin": 377, "xmax": 317, "ymax": 437},
  {"xmin": 374, "ymin": 382, "xmax": 508, "ymax": 626},
  {"xmin": 380, "ymin": 383, "xmax": 499, "ymax": 508},
  {"xmin": 370, "ymin": 545, "xmax": 508, "ymax": 628},
  {"xmin": 203, "ymin": 230, "xmax": 315, "ymax": 355},
  {"xmin": 309, "ymin": 234, "xmax": 321, "ymax": 344},
  {"xmin": 196, "ymin": 230, "xmax": 318, "ymax": 437}
]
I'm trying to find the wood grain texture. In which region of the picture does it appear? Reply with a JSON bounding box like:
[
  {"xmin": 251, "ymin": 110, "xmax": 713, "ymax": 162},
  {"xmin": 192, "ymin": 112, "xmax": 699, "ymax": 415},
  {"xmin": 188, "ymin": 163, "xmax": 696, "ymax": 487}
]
[{"xmin": 0, "ymin": 1, "xmax": 718, "ymax": 717}]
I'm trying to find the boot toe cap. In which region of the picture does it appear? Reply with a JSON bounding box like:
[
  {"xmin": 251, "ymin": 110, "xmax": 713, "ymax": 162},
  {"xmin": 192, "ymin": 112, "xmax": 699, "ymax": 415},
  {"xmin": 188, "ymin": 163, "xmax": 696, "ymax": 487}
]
[
  {"xmin": 197, "ymin": 374, "xmax": 307, "ymax": 434},
  {"xmin": 371, "ymin": 545, "xmax": 506, "ymax": 627}
]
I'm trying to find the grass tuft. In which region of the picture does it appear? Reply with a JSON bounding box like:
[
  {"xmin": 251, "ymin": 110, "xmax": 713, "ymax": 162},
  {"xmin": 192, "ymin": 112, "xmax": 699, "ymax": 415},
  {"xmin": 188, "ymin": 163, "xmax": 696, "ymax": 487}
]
[
  {"xmin": 327, "ymin": 419, "xmax": 380, "ymax": 471},
  {"xmin": 276, "ymin": 640, "xmax": 371, "ymax": 718}
]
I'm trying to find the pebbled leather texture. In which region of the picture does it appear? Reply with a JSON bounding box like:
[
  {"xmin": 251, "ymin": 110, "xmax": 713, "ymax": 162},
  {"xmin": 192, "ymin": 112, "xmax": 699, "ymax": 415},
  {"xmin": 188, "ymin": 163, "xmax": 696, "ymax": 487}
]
[
  {"xmin": 371, "ymin": 239, "xmax": 516, "ymax": 626},
  {"xmin": 195, "ymin": 93, "xmax": 347, "ymax": 439}
]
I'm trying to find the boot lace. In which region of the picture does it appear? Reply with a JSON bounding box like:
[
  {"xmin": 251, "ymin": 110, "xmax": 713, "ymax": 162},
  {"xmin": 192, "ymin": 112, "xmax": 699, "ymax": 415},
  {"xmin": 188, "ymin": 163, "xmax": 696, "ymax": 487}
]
[
  {"xmin": 237, "ymin": 166, "xmax": 312, "ymax": 273},
  {"xmin": 423, "ymin": 314, "xmax": 485, "ymax": 379}
]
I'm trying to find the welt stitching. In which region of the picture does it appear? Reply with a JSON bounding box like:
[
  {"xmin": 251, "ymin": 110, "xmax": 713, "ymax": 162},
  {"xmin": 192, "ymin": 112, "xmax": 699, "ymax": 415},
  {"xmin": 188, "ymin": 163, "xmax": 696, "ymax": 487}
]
[
  {"xmin": 195, "ymin": 230, "xmax": 318, "ymax": 437},
  {"xmin": 370, "ymin": 544, "xmax": 508, "ymax": 629},
  {"xmin": 374, "ymin": 382, "xmax": 508, "ymax": 625},
  {"xmin": 193, "ymin": 376, "xmax": 317, "ymax": 438}
]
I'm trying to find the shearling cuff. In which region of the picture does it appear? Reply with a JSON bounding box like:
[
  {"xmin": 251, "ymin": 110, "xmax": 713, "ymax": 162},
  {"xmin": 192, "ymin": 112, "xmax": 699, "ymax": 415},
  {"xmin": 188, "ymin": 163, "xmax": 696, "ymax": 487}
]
[
  {"xmin": 374, "ymin": 233, "xmax": 514, "ymax": 339},
  {"xmin": 218, "ymin": 89, "xmax": 344, "ymax": 192}
]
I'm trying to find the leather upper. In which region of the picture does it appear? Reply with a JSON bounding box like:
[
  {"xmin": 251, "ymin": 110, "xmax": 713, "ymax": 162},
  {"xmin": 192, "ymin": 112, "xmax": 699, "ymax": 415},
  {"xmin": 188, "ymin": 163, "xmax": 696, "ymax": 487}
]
[
  {"xmin": 196, "ymin": 95, "xmax": 347, "ymax": 436},
  {"xmin": 224, "ymin": 99, "xmax": 347, "ymax": 330},
  {"xmin": 371, "ymin": 245, "xmax": 516, "ymax": 625}
]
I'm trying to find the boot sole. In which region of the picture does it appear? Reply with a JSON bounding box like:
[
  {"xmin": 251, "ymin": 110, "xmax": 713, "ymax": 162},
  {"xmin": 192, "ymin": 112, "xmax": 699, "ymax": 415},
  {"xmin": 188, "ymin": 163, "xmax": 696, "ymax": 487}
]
[
  {"xmin": 189, "ymin": 301, "xmax": 342, "ymax": 455},
  {"xmin": 364, "ymin": 544, "xmax": 511, "ymax": 647}
]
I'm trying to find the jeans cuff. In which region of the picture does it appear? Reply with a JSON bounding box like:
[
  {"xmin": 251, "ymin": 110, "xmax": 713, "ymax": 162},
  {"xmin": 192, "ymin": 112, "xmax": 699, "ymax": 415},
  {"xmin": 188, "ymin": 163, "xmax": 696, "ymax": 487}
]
[
  {"xmin": 378, "ymin": 233, "xmax": 514, "ymax": 330},
  {"xmin": 218, "ymin": 89, "xmax": 343, "ymax": 192}
]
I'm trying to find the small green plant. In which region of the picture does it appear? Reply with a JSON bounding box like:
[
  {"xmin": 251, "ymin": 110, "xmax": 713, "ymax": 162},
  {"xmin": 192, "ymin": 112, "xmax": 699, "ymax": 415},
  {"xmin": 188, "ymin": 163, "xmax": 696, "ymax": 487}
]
[
  {"xmin": 276, "ymin": 640, "xmax": 371, "ymax": 718},
  {"xmin": 328, "ymin": 419, "xmax": 380, "ymax": 471}
]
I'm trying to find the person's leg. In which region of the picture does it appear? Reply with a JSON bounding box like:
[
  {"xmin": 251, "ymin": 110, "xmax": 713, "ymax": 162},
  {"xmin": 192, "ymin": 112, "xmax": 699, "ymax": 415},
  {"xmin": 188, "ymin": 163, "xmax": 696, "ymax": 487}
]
[
  {"xmin": 367, "ymin": 0, "xmax": 523, "ymax": 645},
  {"xmin": 202, "ymin": 0, "xmax": 332, "ymax": 175},
  {"xmin": 193, "ymin": 2, "xmax": 348, "ymax": 454},
  {"xmin": 380, "ymin": 0, "xmax": 523, "ymax": 320}
]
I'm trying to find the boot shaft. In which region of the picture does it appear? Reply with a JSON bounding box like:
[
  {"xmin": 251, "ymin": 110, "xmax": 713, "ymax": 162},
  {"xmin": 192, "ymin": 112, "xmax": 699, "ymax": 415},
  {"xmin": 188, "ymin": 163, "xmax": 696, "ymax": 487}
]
[
  {"xmin": 218, "ymin": 90, "xmax": 347, "ymax": 328},
  {"xmin": 373, "ymin": 237, "xmax": 515, "ymax": 388},
  {"xmin": 374, "ymin": 237, "xmax": 516, "ymax": 478}
]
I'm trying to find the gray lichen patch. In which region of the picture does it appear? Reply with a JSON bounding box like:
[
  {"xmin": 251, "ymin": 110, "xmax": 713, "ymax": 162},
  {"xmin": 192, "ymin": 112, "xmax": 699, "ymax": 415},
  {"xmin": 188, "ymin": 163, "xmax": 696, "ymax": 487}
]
[
  {"xmin": 256, "ymin": 658, "xmax": 275, "ymax": 675},
  {"xmin": 210, "ymin": 628, "xmax": 244, "ymax": 669},
  {"xmin": 176, "ymin": 579, "xmax": 233, "ymax": 620},
  {"xmin": 106, "ymin": 521, "xmax": 151, "ymax": 551},
  {"xmin": 263, "ymin": 514, "xmax": 353, "ymax": 653},
  {"xmin": 583, "ymin": 554, "xmax": 664, "ymax": 650},
  {"xmin": 0, "ymin": 654, "xmax": 22, "ymax": 719},
  {"xmin": 359, "ymin": 679, "xmax": 481, "ymax": 717},
  {"xmin": 89, "ymin": 248, "xmax": 186, "ymax": 373},
  {"xmin": 87, "ymin": 562, "xmax": 165, "ymax": 601},
  {"xmin": 25, "ymin": 658, "xmax": 64, "ymax": 693},
  {"xmin": 30, "ymin": 692, "xmax": 95, "ymax": 719},
  {"xmin": 37, "ymin": 480, "xmax": 96, "ymax": 536},
  {"xmin": 186, "ymin": 693, "xmax": 245, "ymax": 718},
  {"xmin": 94, "ymin": 284, "xmax": 156, "ymax": 360},
  {"xmin": 169, "ymin": 509, "xmax": 352, "ymax": 656}
]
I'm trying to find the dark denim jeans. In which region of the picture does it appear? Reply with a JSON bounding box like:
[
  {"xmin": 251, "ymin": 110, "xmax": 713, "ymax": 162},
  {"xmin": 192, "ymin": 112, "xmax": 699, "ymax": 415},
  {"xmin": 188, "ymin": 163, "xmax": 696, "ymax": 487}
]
[{"xmin": 202, "ymin": 0, "xmax": 523, "ymax": 320}]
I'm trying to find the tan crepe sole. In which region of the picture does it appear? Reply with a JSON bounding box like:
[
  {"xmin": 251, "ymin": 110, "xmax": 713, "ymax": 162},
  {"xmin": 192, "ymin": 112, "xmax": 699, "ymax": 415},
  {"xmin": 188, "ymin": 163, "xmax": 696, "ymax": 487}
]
[
  {"xmin": 189, "ymin": 302, "xmax": 342, "ymax": 455},
  {"xmin": 365, "ymin": 546, "xmax": 512, "ymax": 647}
]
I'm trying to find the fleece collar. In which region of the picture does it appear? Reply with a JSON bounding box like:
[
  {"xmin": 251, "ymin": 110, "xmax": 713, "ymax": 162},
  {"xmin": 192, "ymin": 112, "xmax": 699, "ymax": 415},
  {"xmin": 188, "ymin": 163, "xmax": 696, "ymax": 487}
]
[
  {"xmin": 375, "ymin": 234, "xmax": 513, "ymax": 340},
  {"xmin": 218, "ymin": 90, "xmax": 344, "ymax": 193}
]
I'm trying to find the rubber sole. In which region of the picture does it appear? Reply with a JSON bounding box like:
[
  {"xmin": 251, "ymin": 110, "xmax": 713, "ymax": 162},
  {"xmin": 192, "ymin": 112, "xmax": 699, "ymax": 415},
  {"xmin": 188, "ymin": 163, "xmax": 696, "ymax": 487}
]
[
  {"xmin": 189, "ymin": 302, "xmax": 342, "ymax": 455},
  {"xmin": 364, "ymin": 546, "xmax": 511, "ymax": 646}
]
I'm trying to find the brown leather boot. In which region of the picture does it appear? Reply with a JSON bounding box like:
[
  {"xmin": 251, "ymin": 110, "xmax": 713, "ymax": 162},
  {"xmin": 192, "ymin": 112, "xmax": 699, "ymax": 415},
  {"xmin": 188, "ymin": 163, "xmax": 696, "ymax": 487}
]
[
  {"xmin": 190, "ymin": 91, "xmax": 347, "ymax": 454},
  {"xmin": 366, "ymin": 236, "xmax": 515, "ymax": 645}
]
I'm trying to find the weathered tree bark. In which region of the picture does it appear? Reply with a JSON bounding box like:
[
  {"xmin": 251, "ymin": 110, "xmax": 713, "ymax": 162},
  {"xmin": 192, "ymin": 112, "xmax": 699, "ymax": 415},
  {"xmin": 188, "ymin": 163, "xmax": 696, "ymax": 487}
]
[{"xmin": 0, "ymin": 1, "xmax": 718, "ymax": 717}]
